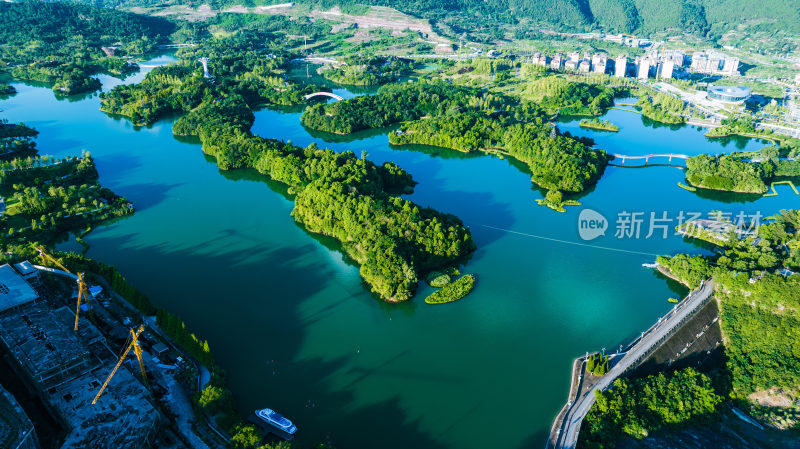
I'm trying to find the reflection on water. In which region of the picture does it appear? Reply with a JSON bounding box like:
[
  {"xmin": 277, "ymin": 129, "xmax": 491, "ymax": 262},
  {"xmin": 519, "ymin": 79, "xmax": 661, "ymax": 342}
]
[{"xmin": 2, "ymin": 67, "xmax": 798, "ymax": 449}]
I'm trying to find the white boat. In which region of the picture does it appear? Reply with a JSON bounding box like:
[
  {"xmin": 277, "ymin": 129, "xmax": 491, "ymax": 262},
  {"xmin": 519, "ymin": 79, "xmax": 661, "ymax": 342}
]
[{"xmin": 254, "ymin": 408, "xmax": 297, "ymax": 437}]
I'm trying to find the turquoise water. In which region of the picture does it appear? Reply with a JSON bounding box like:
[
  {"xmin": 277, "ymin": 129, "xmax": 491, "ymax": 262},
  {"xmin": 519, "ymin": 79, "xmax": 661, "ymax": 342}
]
[{"xmin": 2, "ymin": 59, "xmax": 795, "ymax": 449}]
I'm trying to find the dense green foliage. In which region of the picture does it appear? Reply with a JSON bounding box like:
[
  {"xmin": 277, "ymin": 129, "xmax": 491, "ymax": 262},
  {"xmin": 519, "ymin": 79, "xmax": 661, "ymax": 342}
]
[
  {"xmin": 579, "ymin": 118, "xmax": 619, "ymax": 132},
  {"xmin": 685, "ymin": 154, "xmax": 769, "ymax": 193},
  {"xmin": 580, "ymin": 368, "xmax": 723, "ymax": 447},
  {"xmin": 424, "ymin": 274, "xmax": 475, "ymax": 304},
  {"xmin": 302, "ymin": 81, "xmax": 481, "ymax": 134},
  {"xmin": 103, "ymin": 51, "xmax": 474, "ymax": 301},
  {"xmin": 0, "ymin": 120, "xmax": 38, "ymax": 159},
  {"xmin": 101, "ymin": 27, "xmax": 323, "ymax": 125},
  {"xmin": 706, "ymin": 115, "xmax": 756, "ymax": 138},
  {"xmin": 191, "ymin": 111, "xmax": 473, "ymax": 301},
  {"xmin": 321, "ymin": 56, "xmax": 416, "ymax": 86},
  {"xmin": 0, "ymin": 149, "xmax": 133, "ymax": 242},
  {"xmin": 101, "ymin": 64, "xmax": 211, "ymax": 125},
  {"xmin": 307, "ymin": 81, "xmax": 607, "ymax": 194},
  {"xmin": 0, "ymin": 2, "xmax": 173, "ymax": 95},
  {"xmin": 656, "ymin": 254, "xmax": 713, "ymax": 289},
  {"xmin": 636, "ymin": 92, "xmax": 686, "ymax": 124},
  {"xmin": 586, "ymin": 353, "xmax": 610, "ymax": 376},
  {"xmin": 527, "ymin": 76, "xmax": 619, "ymax": 116},
  {"xmin": 502, "ymin": 123, "xmax": 607, "ymax": 193},
  {"xmin": 714, "ymin": 271, "xmax": 800, "ymax": 393}
]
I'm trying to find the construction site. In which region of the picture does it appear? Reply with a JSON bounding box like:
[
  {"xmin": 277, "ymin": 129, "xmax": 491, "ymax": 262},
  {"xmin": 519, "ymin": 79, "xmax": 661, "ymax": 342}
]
[{"xmin": 0, "ymin": 249, "xmax": 215, "ymax": 449}]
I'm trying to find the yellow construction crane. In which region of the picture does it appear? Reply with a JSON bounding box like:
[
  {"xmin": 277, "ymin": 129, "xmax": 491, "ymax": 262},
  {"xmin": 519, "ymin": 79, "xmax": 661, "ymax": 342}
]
[
  {"xmin": 132, "ymin": 330, "xmax": 148, "ymax": 385},
  {"xmin": 93, "ymin": 324, "xmax": 146, "ymax": 405},
  {"xmin": 34, "ymin": 245, "xmax": 90, "ymax": 331}
]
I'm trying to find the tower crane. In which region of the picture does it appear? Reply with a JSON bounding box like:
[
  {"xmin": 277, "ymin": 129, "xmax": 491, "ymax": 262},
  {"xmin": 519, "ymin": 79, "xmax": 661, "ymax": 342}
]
[
  {"xmin": 33, "ymin": 245, "xmax": 90, "ymax": 331},
  {"xmin": 93, "ymin": 324, "xmax": 146, "ymax": 404},
  {"xmin": 132, "ymin": 330, "xmax": 148, "ymax": 385}
]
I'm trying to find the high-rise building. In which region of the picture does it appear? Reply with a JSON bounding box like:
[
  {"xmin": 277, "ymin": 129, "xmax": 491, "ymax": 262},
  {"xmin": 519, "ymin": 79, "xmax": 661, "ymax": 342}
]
[
  {"xmin": 690, "ymin": 53, "xmax": 708, "ymax": 72},
  {"xmin": 550, "ymin": 54, "xmax": 563, "ymax": 71},
  {"xmin": 722, "ymin": 58, "xmax": 740, "ymax": 76},
  {"xmin": 592, "ymin": 54, "xmax": 607, "ymax": 74},
  {"xmin": 658, "ymin": 60, "xmax": 674, "ymax": 79},
  {"xmin": 636, "ymin": 58, "xmax": 650, "ymax": 79},
  {"xmin": 579, "ymin": 60, "xmax": 591, "ymax": 73},
  {"xmin": 564, "ymin": 60, "xmax": 578, "ymax": 71},
  {"xmin": 663, "ymin": 50, "xmax": 685, "ymax": 68},
  {"xmin": 614, "ymin": 55, "xmax": 627, "ymax": 77}
]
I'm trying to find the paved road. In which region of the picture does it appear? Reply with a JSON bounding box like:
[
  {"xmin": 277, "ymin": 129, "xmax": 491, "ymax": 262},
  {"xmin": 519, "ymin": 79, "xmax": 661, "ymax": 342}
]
[{"xmin": 553, "ymin": 279, "xmax": 715, "ymax": 449}]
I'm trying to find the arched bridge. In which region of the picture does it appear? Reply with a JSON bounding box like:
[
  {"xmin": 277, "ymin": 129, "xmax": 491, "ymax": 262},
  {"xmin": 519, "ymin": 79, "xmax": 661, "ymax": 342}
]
[
  {"xmin": 611, "ymin": 153, "xmax": 689, "ymax": 167},
  {"xmin": 304, "ymin": 91, "xmax": 344, "ymax": 101}
]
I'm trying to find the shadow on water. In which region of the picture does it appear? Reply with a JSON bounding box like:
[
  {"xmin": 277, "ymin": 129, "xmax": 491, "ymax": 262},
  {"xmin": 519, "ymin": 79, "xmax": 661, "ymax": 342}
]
[
  {"xmin": 85, "ymin": 227, "xmax": 455, "ymax": 449},
  {"xmin": 706, "ymin": 134, "xmax": 770, "ymax": 151},
  {"xmin": 639, "ymin": 115, "xmax": 685, "ymax": 131},
  {"xmin": 690, "ymin": 187, "xmax": 764, "ymax": 204},
  {"xmin": 119, "ymin": 182, "xmax": 184, "ymax": 212},
  {"xmin": 302, "ymin": 123, "xmax": 398, "ymax": 144}
]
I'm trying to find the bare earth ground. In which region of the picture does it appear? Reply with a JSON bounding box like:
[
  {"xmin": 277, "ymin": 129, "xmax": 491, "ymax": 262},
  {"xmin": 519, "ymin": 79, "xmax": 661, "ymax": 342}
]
[{"xmin": 131, "ymin": 3, "xmax": 452, "ymax": 50}]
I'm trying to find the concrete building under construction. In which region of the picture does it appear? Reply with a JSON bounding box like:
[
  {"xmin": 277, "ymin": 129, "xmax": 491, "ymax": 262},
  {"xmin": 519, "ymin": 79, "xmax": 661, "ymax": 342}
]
[
  {"xmin": 0, "ymin": 384, "xmax": 41, "ymax": 449},
  {"xmin": 0, "ymin": 263, "xmax": 162, "ymax": 448}
]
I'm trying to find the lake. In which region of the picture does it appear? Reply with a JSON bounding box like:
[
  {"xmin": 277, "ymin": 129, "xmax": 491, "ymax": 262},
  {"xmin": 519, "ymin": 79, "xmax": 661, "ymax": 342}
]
[{"xmin": 1, "ymin": 59, "xmax": 793, "ymax": 449}]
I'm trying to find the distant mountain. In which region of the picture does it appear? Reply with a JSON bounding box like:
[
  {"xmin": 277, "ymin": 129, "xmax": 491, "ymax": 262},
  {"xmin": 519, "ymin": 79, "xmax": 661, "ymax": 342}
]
[
  {"xmin": 330, "ymin": 0, "xmax": 799, "ymax": 37},
  {"xmin": 64, "ymin": 0, "xmax": 800, "ymax": 38}
]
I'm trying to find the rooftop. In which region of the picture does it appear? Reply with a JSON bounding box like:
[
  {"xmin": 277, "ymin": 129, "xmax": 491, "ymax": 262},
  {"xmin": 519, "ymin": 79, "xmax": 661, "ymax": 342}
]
[
  {"xmin": 0, "ymin": 264, "xmax": 39, "ymax": 314},
  {"xmin": 0, "ymin": 383, "xmax": 39, "ymax": 449},
  {"xmin": 708, "ymin": 85, "xmax": 750, "ymax": 96},
  {"xmin": 52, "ymin": 367, "xmax": 160, "ymax": 448},
  {"xmin": 0, "ymin": 303, "xmax": 97, "ymax": 390}
]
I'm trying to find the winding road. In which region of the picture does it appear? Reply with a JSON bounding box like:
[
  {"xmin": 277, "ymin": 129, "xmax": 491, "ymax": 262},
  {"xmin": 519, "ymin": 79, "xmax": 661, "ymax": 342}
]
[{"xmin": 553, "ymin": 279, "xmax": 715, "ymax": 448}]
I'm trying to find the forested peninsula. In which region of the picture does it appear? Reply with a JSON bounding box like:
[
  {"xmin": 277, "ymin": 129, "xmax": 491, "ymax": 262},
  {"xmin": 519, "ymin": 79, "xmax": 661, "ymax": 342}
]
[
  {"xmin": 100, "ymin": 30, "xmax": 475, "ymax": 302},
  {"xmin": 301, "ymin": 81, "xmax": 610, "ymax": 197},
  {"xmin": 0, "ymin": 2, "xmax": 175, "ymax": 95}
]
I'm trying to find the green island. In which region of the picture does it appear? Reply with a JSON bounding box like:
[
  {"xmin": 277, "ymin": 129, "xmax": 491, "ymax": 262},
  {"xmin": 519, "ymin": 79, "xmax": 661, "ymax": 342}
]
[
  {"xmin": 424, "ymin": 274, "xmax": 476, "ymax": 304},
  {"xmin": 320, "ymin": 55, "xmax": 416, "ymax": 86},
  {"xmin": 535, "ymin": 189, "xmax": 581, "ymax": 212},
  {"xmin": 579, "ymin": 118, "xmax": 619, "ymax": 132},
  {"xmin": 425, "ymin": 267, "xmax": 460, "ymax": 287},
  {"xmin": 635, "ymin": 91, "xmax": 687, "ymax": 125},
  {"xmin": 684, "ymin": 150, "xmax": 800, "ymax": 194},
  {"xmin": 0, "ymin": 151, "xmax": 134, "ymax": 241},
  {"xmin": 0, "ymin": 2, "xmax": 175, "ymax": 95}
]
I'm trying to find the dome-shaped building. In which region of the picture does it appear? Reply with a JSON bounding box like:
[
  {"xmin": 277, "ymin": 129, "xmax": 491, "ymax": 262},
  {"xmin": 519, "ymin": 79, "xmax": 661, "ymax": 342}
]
[{"xmin": 707, "ymin": 85, "xmax": 751, "ymax": 103}]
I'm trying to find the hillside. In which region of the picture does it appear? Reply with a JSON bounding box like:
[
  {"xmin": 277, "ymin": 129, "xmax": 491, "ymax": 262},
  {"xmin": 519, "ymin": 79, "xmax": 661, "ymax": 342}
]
[{"xmin": 72, "ymin": 0, "xmax": 800, "ymax": 42}]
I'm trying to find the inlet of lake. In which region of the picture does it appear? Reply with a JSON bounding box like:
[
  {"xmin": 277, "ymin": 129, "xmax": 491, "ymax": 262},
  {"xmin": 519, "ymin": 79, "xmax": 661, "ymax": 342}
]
[{"xmin": 2, "ymin": 57, "xmax": 796, "ymax": 449}]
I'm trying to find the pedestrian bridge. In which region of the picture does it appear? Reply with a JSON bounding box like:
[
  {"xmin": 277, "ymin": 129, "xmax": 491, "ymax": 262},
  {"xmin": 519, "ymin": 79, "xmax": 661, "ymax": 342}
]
[
  {"xmin": 611, "ymin": 153, "xmax": 689, "ymax": 167},
  {"xmin": 304, "ymin": 92, "xmax": 344, "ymax": 101}
]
